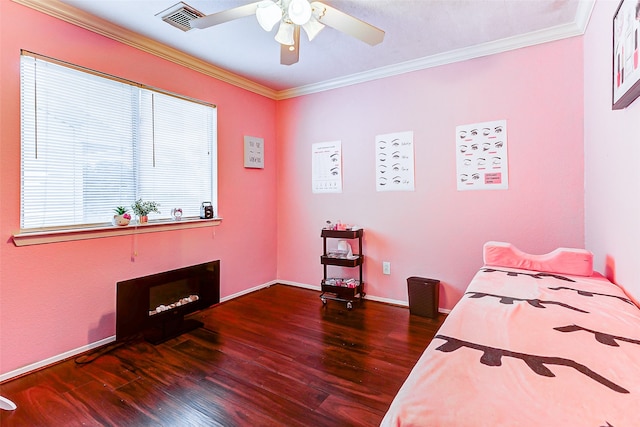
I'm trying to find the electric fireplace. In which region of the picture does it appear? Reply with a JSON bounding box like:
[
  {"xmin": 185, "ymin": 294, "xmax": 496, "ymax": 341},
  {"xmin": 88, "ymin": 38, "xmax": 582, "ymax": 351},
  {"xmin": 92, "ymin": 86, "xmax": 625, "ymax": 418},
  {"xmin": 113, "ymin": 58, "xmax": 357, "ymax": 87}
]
[{"xmin": 116, "ymin": 260, "xmax": 220, "ymax": 344}]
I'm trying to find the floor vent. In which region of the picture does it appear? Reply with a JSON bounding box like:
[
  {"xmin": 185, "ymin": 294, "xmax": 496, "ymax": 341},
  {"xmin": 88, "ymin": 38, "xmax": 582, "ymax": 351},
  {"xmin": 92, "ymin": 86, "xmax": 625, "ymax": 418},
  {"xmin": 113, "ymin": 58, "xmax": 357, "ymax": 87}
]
[{"xmin": 157, "ymin": 2, "xmax": 204, "ymax": 32}]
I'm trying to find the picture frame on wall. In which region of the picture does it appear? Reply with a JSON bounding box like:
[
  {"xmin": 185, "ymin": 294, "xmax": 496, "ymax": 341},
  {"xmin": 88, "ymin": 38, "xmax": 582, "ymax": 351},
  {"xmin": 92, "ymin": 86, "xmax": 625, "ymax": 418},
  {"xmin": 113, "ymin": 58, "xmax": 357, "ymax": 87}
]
[
  {"xmin": 243, "ymin": 136, "xmax": 264, "ymax": 169},
  {"xmin": 612, "ymin": 0, "xmax": 640, "ymax": 110}
]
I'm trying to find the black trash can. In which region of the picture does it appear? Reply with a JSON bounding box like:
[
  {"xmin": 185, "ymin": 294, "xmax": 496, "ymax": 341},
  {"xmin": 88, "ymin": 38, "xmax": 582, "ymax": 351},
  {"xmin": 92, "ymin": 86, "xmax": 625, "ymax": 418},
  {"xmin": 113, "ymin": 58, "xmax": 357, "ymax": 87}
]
[{"xmin": 407, "ymin": 277, "xmax": 440, "ymax": 318}]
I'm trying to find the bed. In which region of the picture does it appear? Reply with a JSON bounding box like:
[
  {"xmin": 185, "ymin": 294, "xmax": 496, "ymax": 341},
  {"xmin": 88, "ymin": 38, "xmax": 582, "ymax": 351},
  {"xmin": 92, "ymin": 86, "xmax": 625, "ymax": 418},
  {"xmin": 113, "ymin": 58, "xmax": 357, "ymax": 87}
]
[{"xmin": 381, "ymin": 241, "xmax": 640, "ymax": 426}]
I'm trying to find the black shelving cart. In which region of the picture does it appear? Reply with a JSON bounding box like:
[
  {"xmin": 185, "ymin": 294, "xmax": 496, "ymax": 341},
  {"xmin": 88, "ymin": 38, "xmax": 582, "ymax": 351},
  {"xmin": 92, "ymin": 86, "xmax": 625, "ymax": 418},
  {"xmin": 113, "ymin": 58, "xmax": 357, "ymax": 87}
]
[{"xmin": 320, "ymin": 228, "xmax": 365, "ymax": 309}]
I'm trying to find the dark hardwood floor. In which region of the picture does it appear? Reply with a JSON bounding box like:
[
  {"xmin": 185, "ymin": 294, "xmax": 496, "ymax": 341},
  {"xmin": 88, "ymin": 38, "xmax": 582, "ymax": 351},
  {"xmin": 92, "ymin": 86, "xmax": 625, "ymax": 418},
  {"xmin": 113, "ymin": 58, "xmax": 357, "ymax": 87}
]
[{"xmin": 0, "ymin": 284, "xmax": 445, "ymax": 427}]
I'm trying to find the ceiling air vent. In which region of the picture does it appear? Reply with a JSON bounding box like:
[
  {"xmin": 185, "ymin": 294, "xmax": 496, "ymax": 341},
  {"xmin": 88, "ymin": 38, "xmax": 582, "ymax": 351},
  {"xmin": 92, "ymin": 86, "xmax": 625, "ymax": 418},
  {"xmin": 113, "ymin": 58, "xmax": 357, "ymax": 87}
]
[{"xmin": 156, "ymin": 2, "xmax": 204, "ymax": 32}]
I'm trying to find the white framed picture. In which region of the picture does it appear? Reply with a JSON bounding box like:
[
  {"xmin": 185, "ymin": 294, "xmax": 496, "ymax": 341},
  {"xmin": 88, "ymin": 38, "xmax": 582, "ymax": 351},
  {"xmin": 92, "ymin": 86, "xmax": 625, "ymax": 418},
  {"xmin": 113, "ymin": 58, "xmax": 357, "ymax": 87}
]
[
  {"xmin": 375, "ymin": 131, "xmax": 415, "ymax": 192},
  {"xmin": 244, "ymin": 136, "xmax": 264, "ymax": 169},
  {"xmin": 312, "ymin": 141, "xmax": 342, "ymax": 193},
  {"xmin": 456, "ymin": 120, "xmax": 508, "ymax": 191}
]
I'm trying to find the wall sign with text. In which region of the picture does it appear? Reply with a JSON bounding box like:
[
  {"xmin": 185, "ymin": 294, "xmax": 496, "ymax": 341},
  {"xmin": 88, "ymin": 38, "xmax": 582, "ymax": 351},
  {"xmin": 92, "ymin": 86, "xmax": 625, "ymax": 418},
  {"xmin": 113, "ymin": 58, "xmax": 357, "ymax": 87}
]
[
  {"xmin": 312, "ymin": 141, "xmax": 342, "ymax": 193},
  {"xmin": 375, "ymin": 131, "xmax": 415, "ymax": 192},
  {"xmin": 244, "ymin": 136, "xmax": 264, "ymax": 169},
  {"xmin": 455, "ymin": 120, "xmax": 508, "ymax": 191}
]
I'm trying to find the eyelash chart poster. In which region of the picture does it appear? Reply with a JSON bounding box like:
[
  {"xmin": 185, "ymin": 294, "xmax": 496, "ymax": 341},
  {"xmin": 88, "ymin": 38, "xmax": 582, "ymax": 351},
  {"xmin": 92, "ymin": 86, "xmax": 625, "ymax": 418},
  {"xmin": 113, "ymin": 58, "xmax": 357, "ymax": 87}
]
[
  {"xmin": 312, "ymin": 141, "xmax": 342, "ymax": 193},
  {"xmin": 375, "ymin": 131, "xmax": 415, "ymax": 192},
  {"xmin": 455, "ymin": 119, "xmax": 508, "ymax": 191}
]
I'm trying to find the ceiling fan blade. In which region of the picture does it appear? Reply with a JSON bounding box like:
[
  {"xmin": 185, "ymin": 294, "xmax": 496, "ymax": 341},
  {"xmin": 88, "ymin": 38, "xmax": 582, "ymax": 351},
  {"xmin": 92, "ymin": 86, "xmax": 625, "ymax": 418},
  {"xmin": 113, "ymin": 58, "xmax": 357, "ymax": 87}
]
[
  {"xmin": 281, "ymin": 26, "xmax": 300, "ymax": 66},
  {"xmin": 190, "ymin": 1, "xmax": 261, "ymax": 29},
  {"xmin": 311, "ymin": 1, "xmax": 384, "ymax": 46}
]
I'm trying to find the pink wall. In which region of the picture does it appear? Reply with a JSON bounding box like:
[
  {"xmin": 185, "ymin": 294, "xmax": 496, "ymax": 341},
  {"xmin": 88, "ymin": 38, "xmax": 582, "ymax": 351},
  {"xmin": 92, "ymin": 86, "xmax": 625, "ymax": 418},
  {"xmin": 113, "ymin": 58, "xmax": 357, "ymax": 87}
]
[
  {"xmin": 584, "ymin": 0, "xmax": 640, "ymax": 304},
  {"xmin": 0, "ymin": 2, "xmax": 277, "ymax": 375},
  {"xmin": 276, "ymin": 37, "xmax": 586, "ymax": 309},
  {"xmin": 1, "ymin": 0, "xmax": 592, "ymax": 379}
]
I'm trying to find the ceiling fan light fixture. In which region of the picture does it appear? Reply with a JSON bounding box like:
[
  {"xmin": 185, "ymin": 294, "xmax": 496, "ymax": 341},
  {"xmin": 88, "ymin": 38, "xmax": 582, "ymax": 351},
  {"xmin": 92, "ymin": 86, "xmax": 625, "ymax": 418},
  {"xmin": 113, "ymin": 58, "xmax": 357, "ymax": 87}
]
[
  {"xmin": 301, "ymin": 16, "xmax": 324, "ymax": 41},
  {"xmin": 275, "ymin": 21, "xmax": 295, "ymax": 45},
  {"xmin": 288, "ymin": 0, "xmax": 312, "ymax": 25},
  {"xmin": 256, "ymin": 0, "xmax": 282, "ymax": 31}
]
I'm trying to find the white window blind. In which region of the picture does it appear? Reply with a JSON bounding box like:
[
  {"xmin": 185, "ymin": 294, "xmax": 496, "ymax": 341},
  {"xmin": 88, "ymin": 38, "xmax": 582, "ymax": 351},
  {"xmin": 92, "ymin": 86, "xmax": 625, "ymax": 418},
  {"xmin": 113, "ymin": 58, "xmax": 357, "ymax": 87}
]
[{"xmin": 20, "ymin": 52, "xmax": 217, "ymax": 231}]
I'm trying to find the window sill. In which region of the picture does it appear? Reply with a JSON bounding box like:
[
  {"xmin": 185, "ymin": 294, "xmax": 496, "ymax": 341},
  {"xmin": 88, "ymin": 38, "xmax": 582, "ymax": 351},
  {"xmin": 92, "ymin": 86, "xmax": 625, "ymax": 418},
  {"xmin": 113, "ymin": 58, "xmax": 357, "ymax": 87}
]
[{"xmin": 12, "ymin": 217, "xmax": 222, "ymax": 247}]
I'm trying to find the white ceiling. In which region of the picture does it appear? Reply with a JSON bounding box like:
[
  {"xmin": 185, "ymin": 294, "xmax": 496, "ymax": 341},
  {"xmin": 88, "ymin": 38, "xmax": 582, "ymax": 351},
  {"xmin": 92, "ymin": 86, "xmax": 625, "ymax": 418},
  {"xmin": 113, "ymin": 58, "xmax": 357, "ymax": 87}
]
[{"xmin": 44, "ymin": 0, "xmax": 593, "ymax": 96}]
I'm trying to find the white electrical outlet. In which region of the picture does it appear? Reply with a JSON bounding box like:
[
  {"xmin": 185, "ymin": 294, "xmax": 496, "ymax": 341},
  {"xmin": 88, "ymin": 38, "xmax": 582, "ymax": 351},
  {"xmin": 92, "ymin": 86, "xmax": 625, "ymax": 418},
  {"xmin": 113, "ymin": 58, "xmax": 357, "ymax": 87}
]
[{"xmin": 383, "ymin": 261, "xmax": 391, "ymax": 275}]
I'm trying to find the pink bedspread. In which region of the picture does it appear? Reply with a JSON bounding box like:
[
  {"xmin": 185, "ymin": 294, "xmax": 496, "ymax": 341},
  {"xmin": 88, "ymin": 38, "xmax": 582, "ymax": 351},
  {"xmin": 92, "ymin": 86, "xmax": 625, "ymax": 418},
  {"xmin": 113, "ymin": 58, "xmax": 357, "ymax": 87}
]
[{"xmin": 381, "ymin": 267, "xmax": 640, "ymax": 426}]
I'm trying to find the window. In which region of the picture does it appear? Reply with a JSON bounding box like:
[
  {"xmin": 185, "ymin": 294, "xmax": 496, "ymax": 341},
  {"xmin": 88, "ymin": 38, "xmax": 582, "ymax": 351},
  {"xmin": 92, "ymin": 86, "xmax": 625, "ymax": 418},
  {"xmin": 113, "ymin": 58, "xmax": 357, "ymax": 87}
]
[{"xmin": 20, "ymin": 51, "xmax": 217, "ymax": 231}]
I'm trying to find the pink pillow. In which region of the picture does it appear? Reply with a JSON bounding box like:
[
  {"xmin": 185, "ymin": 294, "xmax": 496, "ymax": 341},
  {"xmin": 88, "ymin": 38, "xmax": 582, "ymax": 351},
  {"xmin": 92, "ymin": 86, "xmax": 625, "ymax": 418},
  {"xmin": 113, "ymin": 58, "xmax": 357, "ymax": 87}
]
[{"xmin": 483, "ymin": 241, "xmax": 593, "ymax": 277}]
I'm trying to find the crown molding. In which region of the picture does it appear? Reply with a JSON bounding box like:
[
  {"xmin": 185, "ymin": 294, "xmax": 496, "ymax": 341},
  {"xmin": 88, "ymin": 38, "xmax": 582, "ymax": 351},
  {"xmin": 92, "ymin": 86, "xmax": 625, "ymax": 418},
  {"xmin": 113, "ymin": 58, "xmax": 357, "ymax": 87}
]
[
  {"xmin": 11, "ymin": 0, "xmax": 278, "ymax": 99},
  {"xmin": 13, "ymin": 0, "xmax": 594, "ymax": 101},
  {"xmin": 276, "ymin": 0, "xmax": 595, "ymax": 99}
]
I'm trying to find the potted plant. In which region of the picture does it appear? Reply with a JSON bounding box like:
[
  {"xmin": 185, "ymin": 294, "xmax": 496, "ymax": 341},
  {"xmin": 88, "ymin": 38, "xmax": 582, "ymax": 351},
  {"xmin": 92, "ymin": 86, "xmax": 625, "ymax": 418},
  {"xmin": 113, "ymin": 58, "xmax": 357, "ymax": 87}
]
[
  {"xmin": 131, "ymin": 198, "xmax": 160, "ymax": 224},
  {"xmin": 113, "ymin": 206, "xmax": 131, "ymax": 226}
]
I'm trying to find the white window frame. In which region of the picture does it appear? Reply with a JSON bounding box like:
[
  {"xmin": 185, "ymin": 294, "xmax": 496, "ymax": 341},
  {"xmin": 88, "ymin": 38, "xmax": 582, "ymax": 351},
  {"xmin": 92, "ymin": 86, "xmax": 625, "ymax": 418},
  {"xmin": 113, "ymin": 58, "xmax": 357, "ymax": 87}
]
[{"xmin": 16, "ymin": 51, "xmax": 219, "ymax": 245}]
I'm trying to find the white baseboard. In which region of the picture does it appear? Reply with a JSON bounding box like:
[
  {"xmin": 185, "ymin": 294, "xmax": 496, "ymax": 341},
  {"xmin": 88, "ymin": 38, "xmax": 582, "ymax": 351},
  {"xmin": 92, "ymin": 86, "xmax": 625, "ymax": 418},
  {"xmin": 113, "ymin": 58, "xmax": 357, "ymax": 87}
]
[
  {"xmin": 1, "ymin": 279, "xmax": 449, "ymax": 382},
  {"xmin": 276, "ymin": 279, "xmax": 320, "ymax": 291},
  {"xmin": 278, "ymin": 280, "xmax": 451, "ymax": 313},
  {"xmin": 220, "ymin": 280, "xmax": 279, "ymax": 302},
  {"xmin": 0, "ymin": 336, "xmax": 115, "ymax": 383}
]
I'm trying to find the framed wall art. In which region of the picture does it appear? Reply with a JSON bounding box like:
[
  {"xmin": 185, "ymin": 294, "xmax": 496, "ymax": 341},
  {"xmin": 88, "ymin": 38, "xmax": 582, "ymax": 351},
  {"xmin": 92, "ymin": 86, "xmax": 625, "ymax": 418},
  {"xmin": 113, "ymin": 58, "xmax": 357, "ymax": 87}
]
[
  {"xmin": 455, "ymin": 119, "xmax": 508, "ymax": 191},
  {"xmin": 243, "ymin": 135, "xmax": 264, "ymax": 168},
  {"xmin": 613, "ymin": 0, "xmax": 640, "ymax": 110},
  {"xmin": 375, "ymin": 131, "xmax": 415, "ymax": 192},
  {"xmin": 312, "ymin": 141, "xmax": 342, "ymax": 194}
]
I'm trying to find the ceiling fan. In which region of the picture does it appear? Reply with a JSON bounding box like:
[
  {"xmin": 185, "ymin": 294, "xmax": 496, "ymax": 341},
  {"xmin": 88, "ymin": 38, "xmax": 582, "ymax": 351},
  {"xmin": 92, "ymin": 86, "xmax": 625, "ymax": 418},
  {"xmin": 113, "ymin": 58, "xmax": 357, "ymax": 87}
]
[{"xmin": 189, "ymin": 0, "xmax": 385, "ymax": 66}]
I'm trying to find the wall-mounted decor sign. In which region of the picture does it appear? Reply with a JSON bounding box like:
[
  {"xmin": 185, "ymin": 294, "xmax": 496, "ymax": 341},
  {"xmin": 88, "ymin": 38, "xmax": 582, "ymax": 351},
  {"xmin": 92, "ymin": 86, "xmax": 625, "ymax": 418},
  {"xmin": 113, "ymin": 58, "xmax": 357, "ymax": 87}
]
[
  {"xmin": 375, "ymin": 131, "xmax": 415, "ymax": 192},
  {"xmin": 456, "ymin": 119, "xmax": 508, "ymax": 191},
  {"xmin": 613, "ymin": 0, "xmax": 640, "ymax": 110},
  {"xmin": 312, "ymin": 141, "xmax": 342, "ymax": 193},
  {"xmin": 244, "ymin": 136, "xmax": 264, "ymax": 168}
]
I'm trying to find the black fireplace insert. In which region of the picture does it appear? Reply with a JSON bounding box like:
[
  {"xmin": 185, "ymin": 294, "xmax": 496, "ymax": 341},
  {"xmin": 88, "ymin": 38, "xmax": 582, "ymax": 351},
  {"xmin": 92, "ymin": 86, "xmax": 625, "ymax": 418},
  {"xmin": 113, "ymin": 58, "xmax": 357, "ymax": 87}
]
[{"xmin": 116, "ymin": 260, "xmax": 220, "ymax": 344}]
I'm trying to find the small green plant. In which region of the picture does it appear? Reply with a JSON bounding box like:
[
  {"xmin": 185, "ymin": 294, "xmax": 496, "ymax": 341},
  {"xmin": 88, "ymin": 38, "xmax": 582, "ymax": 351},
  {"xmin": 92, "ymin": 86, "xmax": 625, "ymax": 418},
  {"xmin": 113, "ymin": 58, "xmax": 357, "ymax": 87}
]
[
  {"xmin": 113, "ymin": 206, "xmax": 129, "ymax": 215},
  {"xmin": 112, "ymin": 206, "xmax": 131, "ymax": 224},
  {"xmin": 131, "ymin": 198, "xmax": 160, "ymax": 217}
]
